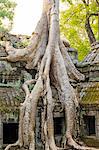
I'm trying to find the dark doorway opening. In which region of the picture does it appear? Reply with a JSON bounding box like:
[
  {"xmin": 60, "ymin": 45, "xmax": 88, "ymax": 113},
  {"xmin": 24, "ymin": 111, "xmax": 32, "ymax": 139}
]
[
  {"xmin": 54, "ymin": 117, "xmax": 65, "ymax": 147},
  {"xmin": 3, "ymin": 123, "xmax": 18, "ymax": 144},
  {"xmin": 54, "ymin": 117, "xmax": 64, "ymax": 135},
  {"xmin": 83, "ymin": 116, "xmax": 96, "ymax": 136}
]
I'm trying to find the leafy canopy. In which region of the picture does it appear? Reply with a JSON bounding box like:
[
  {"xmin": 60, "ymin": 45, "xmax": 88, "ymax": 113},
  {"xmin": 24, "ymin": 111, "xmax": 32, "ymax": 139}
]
[
  {"xmin": 0, "ymin": 0, "xmax": 16, "ymax": 32},
  {"xmin": 60, "ymin": 0, "xmax": 98, "ymax": 60}
]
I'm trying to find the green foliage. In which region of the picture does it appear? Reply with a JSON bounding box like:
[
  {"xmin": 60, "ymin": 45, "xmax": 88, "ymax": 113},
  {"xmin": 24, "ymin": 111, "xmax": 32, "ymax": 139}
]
[
  {"xmin": 0, "ymin": 0, "xmax": 16, "ymax": 32},
  {"xmin": 13, "ymin": 38, "xmax": 29, "ymax": 48},
  {"xmin": 60, "ymin": 0, "xmax": 98, "ymax": 61}
]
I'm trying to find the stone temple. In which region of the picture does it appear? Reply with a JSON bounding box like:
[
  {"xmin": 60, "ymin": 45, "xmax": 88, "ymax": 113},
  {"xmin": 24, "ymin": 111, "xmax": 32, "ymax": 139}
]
[{"xmin": 0, "ymin": 33, "xmax": 99, "ymax": 149}]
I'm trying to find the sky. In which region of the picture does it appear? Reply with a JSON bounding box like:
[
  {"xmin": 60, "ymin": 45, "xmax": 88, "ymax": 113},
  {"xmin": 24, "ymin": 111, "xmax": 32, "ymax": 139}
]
[
  {"xmin": 11, "ymin": 0, "xmax": 66, "ymax": 35},
  {"xmin": 11, "ymin": 0, "xmax": 43, "ymax": 35}
]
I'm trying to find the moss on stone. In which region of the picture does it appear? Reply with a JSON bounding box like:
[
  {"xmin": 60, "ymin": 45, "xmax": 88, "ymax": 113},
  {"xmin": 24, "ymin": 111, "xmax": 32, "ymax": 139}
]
[
  {"xmin": 82, "ymin": 136, "xmax": 99, "ymax": 148},
  {"xmin": 81, "ymin": 82, "xmax": 99, "ymax": 105}
]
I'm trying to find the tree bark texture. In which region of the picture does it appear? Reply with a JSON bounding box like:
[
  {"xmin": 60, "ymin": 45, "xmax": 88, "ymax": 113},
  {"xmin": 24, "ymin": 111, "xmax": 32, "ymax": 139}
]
[{"xmin": 1, "ymin": 0, "xmax": 99, "ymax": 150}]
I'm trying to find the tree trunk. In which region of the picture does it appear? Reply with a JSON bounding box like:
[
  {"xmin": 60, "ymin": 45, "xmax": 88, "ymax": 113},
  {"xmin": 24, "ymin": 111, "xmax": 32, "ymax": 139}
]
[
  {"xmin": 82, "ymin": 0, "xmax": 97, "ymax": 45},
  {"xmin": 1, "ymin": 0, "xmax": 98, "ymax": 150},
  {"xmin": 82, "ymin": 0, "xmax": 99, "ymax": 64},
  {"xmin": 85, "ymin": 14, "xmax": 96, "ymax": 45}
]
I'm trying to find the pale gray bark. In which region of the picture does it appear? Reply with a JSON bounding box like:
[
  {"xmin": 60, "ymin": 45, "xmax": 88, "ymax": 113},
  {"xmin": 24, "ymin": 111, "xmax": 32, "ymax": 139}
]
[{"xmin": 2, "ymin": 0, "xmax": 99, "ymax": 150}]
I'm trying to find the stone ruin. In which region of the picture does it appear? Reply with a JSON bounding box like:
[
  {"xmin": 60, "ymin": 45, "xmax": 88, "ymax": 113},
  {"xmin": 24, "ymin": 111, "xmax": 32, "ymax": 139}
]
[{"xmin": 0, "ymin": 32, "xmax": 99, "ymax": 149}]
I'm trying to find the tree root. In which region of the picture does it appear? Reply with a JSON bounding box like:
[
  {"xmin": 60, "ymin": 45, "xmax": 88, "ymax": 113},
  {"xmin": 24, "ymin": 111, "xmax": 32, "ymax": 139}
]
[
  {"xmin": 5, "ymin": 141, "xmax": 20, "ymax": 150},
  {"xmin": 1, "ymin": 0, "xmax": 99, "ymax": 150},
  {"xmin": 66, "ymin": 136, "xmax": 99, "ymax": 150}
]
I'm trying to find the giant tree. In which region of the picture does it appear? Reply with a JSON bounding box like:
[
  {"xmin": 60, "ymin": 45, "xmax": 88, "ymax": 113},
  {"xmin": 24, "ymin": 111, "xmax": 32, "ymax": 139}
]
[{"xmin": 0, "ymin": 0, "xmax": 98, "ymax": 150}]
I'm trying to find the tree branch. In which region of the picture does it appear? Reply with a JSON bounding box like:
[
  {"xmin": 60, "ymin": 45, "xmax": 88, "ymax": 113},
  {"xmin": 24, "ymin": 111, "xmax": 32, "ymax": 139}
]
[
  {"xmin": 82, "ymin": 0, "xmax": 98, "ymax": 45},
  {"xmin": 82, "ymin": 0, "xmax": 88, "ymax": 6},
  {"xmin": 96, "ymin": 0, "xmax": 99, "ymax": 5},
  {"xmin": 89, "ymin": 13, "xmax": 98, "ymax": 17},
  {"xmin": 85, "ymin": 13, "xmax": 96, "ymax": 44}
]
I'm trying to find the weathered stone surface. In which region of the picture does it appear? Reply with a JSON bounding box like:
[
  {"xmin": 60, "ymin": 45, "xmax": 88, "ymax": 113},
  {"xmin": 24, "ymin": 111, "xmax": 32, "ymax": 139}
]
[{"xmin": 0, "ymin": 87, "xmax": 24, "ymax": 111}]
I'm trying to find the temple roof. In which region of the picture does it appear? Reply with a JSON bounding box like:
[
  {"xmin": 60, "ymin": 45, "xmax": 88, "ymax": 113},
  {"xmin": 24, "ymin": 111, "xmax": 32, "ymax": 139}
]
[
  {"xmin": 0, "ymin": 86, "xmax": 24, "ymax": 111},
  {"xmin": 80, "ymin": 82, "xmax": 99, "ymax": 107}
]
